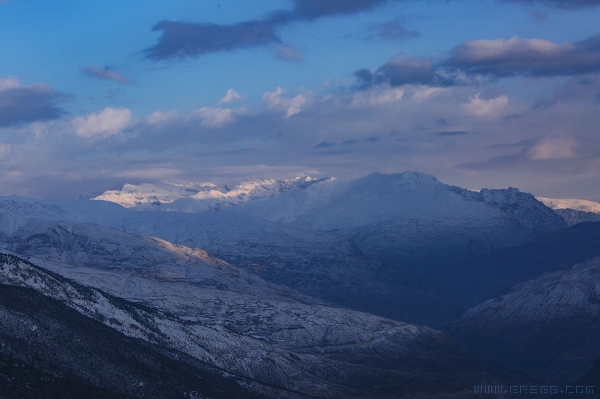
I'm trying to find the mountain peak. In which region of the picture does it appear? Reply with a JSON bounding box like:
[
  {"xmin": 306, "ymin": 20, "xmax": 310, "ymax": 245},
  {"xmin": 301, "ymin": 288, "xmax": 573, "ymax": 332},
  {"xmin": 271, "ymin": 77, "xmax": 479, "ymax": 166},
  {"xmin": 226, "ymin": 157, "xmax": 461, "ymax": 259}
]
[{"xmin": 357, "ymin": 171, "xmax": 442, "ymax": 190}]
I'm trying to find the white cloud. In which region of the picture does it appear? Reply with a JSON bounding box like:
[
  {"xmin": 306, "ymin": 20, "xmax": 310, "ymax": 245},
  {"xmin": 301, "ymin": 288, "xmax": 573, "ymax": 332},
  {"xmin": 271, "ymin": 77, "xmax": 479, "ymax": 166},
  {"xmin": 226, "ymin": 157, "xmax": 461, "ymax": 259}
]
[
  {"xmin": 0, "ymin": 77, "xmax": 19, "ymax": 91},
  {"xmin": 464, "ymin": 94, "xmax": 509, "ymax": 116},
  {"xmin": 218, "ymin": 89, "xmax": 243, "ymax": 105},
  {"xmin": 71, "ymin": 107, "xmax": 132, "ymax": 138},
  {"xmin": 146, "ymin": 111, "xmax": 177, "ymax": 125},
  {"xmin": 190, "ymin": 107, "xmax": 242, "ymax": 127},
  {"xmin": 0, "ymin": 143, "xmax": 11, "ymax": 158},
  {"xmin": 456, "ymin": 37, "xmax": 565, "ymax": 61},
  {"xmin": 529, "ymin": 137, "xmax": 577, "ymax": 160},
  {"xmin": 347, "ymin": 86, "xmax": 405, "ymax": 108},
  {"xmin": 410, "ymin": 87, "xmax": 446, "ymax": 102},
  {"xmin": 263, "ymin": 87, "xmax": 308, "ymax": 117}
]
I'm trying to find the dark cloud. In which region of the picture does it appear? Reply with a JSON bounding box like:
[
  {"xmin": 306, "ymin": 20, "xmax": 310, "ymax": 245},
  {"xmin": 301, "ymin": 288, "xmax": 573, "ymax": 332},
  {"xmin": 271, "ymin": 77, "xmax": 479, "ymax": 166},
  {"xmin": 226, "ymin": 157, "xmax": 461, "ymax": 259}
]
[
  {"xmin": 435, "ymin": 131, "xmax": 469, "ymax": 136},
  {"xmin": 146, "ymin": 0, "xmax": 403, "ymax": 60},
  {"xmin": 80, "ymin": 65, "xmax": 131, "ymax": 85},
  {"xmin": 368, "ymin": 19, "xmax": 419, "ymax": 41},
  {"xmin": 504, "ymin": 113, "xmax": 524, "ymax": 119},
  {"xmin": 291, "ymin": 0, "xmax": 393, "ymax": 20},
  {"xmin": 443, "ymin": 33, "xmax": 600, "ymax": 78},
  {"xmin": 0, "ymin": 85, "xmax": 65, "ymax": 127},
  {"xmin": 314, "ymin": 140, "xmax": 337, "ymax": 148},
  {"xmin": 355, "ymin": 33, "xmax": 600, "ymax": 89},
  {"xmin": 146, "ymin": 20, "xmax": 282, "ymax": 60},
  {"xmin": 501, "ymin": 0, "xmax": 600, "ymax": 9},
  {"xmin": 355, "ymin": 55, "xmax": 438, "ymax": 87}
]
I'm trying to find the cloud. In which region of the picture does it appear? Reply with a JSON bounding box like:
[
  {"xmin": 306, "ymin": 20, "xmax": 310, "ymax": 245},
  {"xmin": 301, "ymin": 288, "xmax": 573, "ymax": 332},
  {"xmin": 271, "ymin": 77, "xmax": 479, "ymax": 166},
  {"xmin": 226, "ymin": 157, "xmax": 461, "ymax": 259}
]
[
  {"xmin": 435, "ymin": 131, "xmax": 469, "ymax": 136},
  {"xmin": 314, "ymin": 140, "xmax": 337, "ymax": 148},
  {"xmin": 355, "ymin": 55, "xmax": 437, "ymax": 88},
  {"xmin": 0, "ymin": 78, "xmax": 65, "ymax": 127},
  {"xmin": 273, "ymin": 44, "xmax": 303, "ymax": 62},
  {"xmin": 444, "ymin": 34, "xmax": 600, "ymax": 78},
  {"xmin": 368, "ymin": 19, "xmax": 419, "ymax": 41},
  {"xmin": 71, "ymin": 107, "xmax": 132, "ymax": 138},
  {"xmin": 500, "ymin": 0, "xmax": 600, "ymax": 9},
  {"xmin": 145, "ymin": 111, "xmax": 177, "ymax": 125},
  {"xmin": 80, "ymin": 65, "xmax": 131, "ymax": 85},
  {"xmin": 355, "ymin": 32, "xmax": 600, "ymax": 91},
  {"xmin": 463, "ymin": 94, "xmax": 509, "ymax": 116},
  {"xmin": 263, "ymin": 87, "xmax": 309, "ymax": 117},
  {"xmin": 5, "ymin": 80, "xmax": 600, "ymax": 201},
  {"xmin": 218, "ymin": 89, "xmax": 243, "ymax": 105},
  {"xmin": 190, "ymin": 107, "xmax": 243, "ymax": 127},
  {"xmin": 346, "ymin": 86, "xmax": 405, "ymax": 106},
  {"xmin": 528, "ymin": 137, "xmax": 577, "ymax": 159},
  {"xmin": 145, "ymin": 0, "xmax": 402, "ymax": 61},
  {"xmin": 290, "ymin": 0, "xmax": 394, "ymax": 20},
  {"xmin": 146, "ymin": 20, "xmax": 282, "ymax": 60}
]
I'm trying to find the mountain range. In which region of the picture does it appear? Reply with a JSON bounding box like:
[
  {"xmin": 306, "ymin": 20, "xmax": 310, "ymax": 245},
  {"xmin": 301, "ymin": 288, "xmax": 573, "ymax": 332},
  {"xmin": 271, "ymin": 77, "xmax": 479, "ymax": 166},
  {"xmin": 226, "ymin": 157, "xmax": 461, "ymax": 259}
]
[{"xmin": 2, "ymin": 171, "xmax": 599, "ymax": 396}]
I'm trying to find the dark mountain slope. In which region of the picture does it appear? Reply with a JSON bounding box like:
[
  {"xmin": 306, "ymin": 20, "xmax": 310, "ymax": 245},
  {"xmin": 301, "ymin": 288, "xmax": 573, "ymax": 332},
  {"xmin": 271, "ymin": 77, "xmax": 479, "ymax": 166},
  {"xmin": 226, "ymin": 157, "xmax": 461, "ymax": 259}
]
[
  {"xmin": 438, "ymin": 222, "xmax": 600, "ymax": 319},
  {"xmin": 0, "ymin": 283, "xmax": 266, "ymax": 399}
]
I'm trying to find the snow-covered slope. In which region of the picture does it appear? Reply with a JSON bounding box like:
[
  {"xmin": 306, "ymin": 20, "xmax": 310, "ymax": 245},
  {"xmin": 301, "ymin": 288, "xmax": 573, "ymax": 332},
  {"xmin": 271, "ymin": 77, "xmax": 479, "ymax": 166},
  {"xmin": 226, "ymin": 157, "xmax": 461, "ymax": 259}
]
[
  {"xmin": 457, "ymin": 256, "xmax": 600, "ymax": 323},
  {"xmin": 281, "ymin": 172, "xmax": 565, "ymax": 270},
  {"xmin": 93, "ymin": 176, "xmax": 332, "ymax": 212},
  {"xmin": 448, "ymin": 256, "xmax": 600, "ymax": 383},
  {"xmin": 537, "ymin": 197, "xmax": 600, "ymax": 226},
  {"xmin": 0, "ymin": 224, "xmax": 521, "ymax": 397}
]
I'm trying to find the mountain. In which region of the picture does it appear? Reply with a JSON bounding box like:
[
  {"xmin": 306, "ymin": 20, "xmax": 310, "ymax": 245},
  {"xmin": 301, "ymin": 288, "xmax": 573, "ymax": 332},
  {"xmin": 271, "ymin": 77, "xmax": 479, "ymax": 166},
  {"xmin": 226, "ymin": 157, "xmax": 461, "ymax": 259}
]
[
  {"xmin": 93, "ymin": 176, "xmax": 332, "ymax": 212},
  {"xmin": 0, "ymin": 273, "xmax": 265, "ymax": 399},
  {"xmin": 437, "ymin": 222, "xmax": 600, "ymax": 318},
  {"xmin": 447, "ymin": 256, "xmax": 600, "ymax": 384},
  {"xmin": 0, "ymin": 220, "xmax": 525, "ymax": 398},
  {"xmin": 0, "ymin": 172, "xmax": 567, "ymax": 326},
  {"xmin": 538, "ymin": 197, "xmax": 600, "ymax": 227},
  {"xmin": 279, "ymin": 173, "xmax": 566, "ymax": 271}
]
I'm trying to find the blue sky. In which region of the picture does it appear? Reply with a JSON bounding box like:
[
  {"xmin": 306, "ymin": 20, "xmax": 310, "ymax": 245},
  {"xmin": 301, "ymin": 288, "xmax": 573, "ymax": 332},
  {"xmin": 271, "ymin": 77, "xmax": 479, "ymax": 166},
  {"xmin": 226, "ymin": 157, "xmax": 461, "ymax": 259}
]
[{"xmin": 1, "ymin": 0, "xmax": 600, "ymax": 200}]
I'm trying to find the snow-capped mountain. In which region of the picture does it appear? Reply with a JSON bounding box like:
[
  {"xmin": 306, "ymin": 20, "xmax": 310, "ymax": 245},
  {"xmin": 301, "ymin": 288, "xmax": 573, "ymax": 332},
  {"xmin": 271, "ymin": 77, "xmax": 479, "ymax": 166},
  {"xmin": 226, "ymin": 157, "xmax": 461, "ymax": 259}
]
[
  {"xmin": 92, "ymin": 176, "xmax": 332, "ymax": 211},
  {"xmin": 537, "ymin": 197, "xmax": 600, "ymax": 226},
  {"xmin": 0, "ymin": 221, "xmax": 523, "ymax": 398},
  {"xmin": 0, "ymin": 171, "xmax": 567, "ymax": 325},
  {"xmin": 447, "ymin": 256, "xmax": 600, "ymax": 384},
  {"xmin": 538, "ymin": 197, "xmax": 600, "ymax": 214},
  {"xmin": 238, "ymin": 172, "xmax": 565, "ymax": 271}
]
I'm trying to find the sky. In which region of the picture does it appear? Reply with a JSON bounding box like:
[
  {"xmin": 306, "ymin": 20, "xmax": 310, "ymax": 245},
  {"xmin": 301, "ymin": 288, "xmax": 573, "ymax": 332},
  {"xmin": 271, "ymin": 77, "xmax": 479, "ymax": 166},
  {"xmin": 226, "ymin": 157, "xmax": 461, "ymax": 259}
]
[{"xmin": 1, "ymin": 0, "xmax": 600, "ymax": 200}]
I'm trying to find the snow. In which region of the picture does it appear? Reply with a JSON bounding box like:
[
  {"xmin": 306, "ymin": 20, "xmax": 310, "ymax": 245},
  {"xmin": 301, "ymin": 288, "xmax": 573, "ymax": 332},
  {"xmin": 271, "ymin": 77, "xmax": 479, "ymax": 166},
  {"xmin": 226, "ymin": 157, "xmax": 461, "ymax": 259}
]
[
  {"xmin": 459, "ymin": 256, "xmax": 600, "ymax": 324},
  {"xmin": 0, "ymin": 224, "xmax": 460, "ymax": 396},
  {"xmin": 537, "ymin": 197, "xmax": 600, "ymax": 214},
  {"xmin": 92, "ymin": 176, "xmax": 332, "ymax": 212}
]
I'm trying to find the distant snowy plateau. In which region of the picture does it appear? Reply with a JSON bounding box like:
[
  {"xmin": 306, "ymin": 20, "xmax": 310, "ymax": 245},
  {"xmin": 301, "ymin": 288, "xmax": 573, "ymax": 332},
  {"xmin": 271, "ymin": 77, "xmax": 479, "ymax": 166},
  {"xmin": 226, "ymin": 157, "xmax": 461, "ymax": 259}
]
[{"xmin": 1, "ymin": 171, "xmax": 600, "ymax": 397}]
